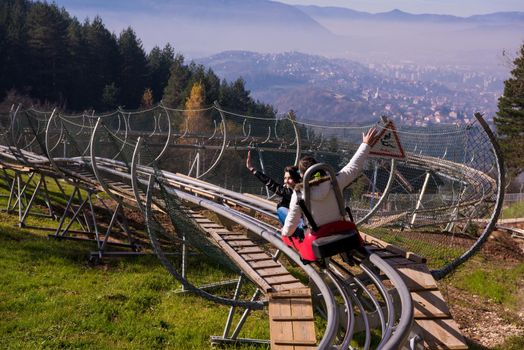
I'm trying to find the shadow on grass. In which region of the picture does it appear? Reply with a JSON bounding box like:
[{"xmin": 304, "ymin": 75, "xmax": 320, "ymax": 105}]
[
  {"xmin": 0, "ymin": 224, "xmax": 160, "ymax": 268},
  {"xmin": 466, "ymin": 337, "xmax": 490, "ymax": 350}
]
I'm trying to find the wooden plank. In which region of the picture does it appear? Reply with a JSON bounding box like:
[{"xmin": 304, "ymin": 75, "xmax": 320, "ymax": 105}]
[
  {"xmin": 270, "ymin": 289, "xmax": 312, "ymax": 299},
  {"xmin": 250, "ymin": 260, "xmax": 283, "ymax": 269},
  {"xmin": 264, "ymin": 275, "xmax": 300, "ymax": 286},
  {"xmin": 227, "ymin": 241, "xmax": 257, "ymax": 248},
  {"xmin": 382, "ymin": 257, "xmax": 415, "ymax": 266},
  {"xmin": 411, "ymin": 290, "xmax": 451, "ymax": 319},
  {"xmin": 215, "ymin": 231, "xmax": 246, "ymax": 236},
  {"xmin": 414, "ymin": 319, "xmax": 468, "ymax": 349},
  {"xmin": 258, "ymin": 267, "xmax": 292, "ymax": 278},
  {"xmin": 269, "ymin": 288, "xmax": 316, "ymax": 350},
  {"xmin": 243, "ymin": 255, "xmax": 274, "ymax": 263},
  {"xmin": 366, "ymin": 248, "xmax": 402, "ymax": 259},
  {"xmin": 395, "ymin": 263, "xmax": 438, "ymax": 291},
  {"xmin": 220, "ymin": 236, "xmax": 252, "ymax": 241},
  {"xmin": 271, "ymin": 289, "xmax": 306, "ymax": 298},
  {"xmin": 288, "ymin": 290, "xmax": 316, "ymax": 350},
  {"xmin": 204, "ymin": 229, "xmax": 273, "ymax": 292},
  {"xmin": 274, "ymin": 340, "xmax": 317, "ymax": 346},
  {"xmin": 207, "ymin": 228, "xmax": 233, "ymax": 234},
  {"xmin": 360, "ymin": 232, "xmax": 427, "ymax": 263},
  {"xmin": 269, "ymin": 295, "xmax": 294, "ymax": 350},
  {"xmin": 272, "ymin": 316, "xmax": 315, "ymax": 322},
  {"xmin": 235, "ymin": 247, "xmax": 265, "ymax": 254},
  {"xmin": 274, "ymin": 282, "xmax": 307, "ymax": 291}
]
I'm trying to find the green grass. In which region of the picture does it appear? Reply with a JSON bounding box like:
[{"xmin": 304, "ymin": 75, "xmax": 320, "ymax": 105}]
[
  {"xmin": 501, "ymin": 200, "xmax": 524, "ymax": 219},
  {"xmin": 451, "ymin": 260, "xmax": 524, "ymax": 306},
  {"xmin": 443, "ymin": 254, "xmax": 524, "ymax": 349},
  {"xmin": 494, "ymin": 335, "xmax": 524, "ymax": 350},
  {"xmin": 0, "ymin": 215, "xmax": 269, "ymax": 349},
  {"xmin": 365, "ymin": 227, "xmax": 465, "ymax": 269}
]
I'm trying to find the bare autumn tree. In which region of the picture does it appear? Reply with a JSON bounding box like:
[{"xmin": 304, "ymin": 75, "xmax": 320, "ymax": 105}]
[{"xmin": 184, "ymin": 82, "xmax": 211, "ymax": 134}]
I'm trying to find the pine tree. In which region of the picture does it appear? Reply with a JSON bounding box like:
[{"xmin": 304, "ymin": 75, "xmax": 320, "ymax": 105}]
[
  {"xmin": 0, "ymin": 19, "xmax": 7, "ymax": 99},
  {"xmin": 118, "ymin": 27, "xmax": 148, "ymax": 109},
  {"xmin": 0, "ymin": 0, "xmax": 30, "ymax": 97},
  {"xmin": 218, "ymin": 78, "xmax": 250, "ymax": 112},
  {"xmin": 64, "ymin": 18, "xmax": 89, "ymax": 109},
  {"xmin": 494, "ymin": 43, "xmax": 524, "ymax": 176},
  {"xmin": 204, "ymin": 68, "xmax": 220, "ymax": 105},
  {"xmin": 147, "ymin": 44, "xmax": 174, "ymax": 104},
  {"xmin": 84, "ymin": 16, "xmax": 120, "ymax": 109},
  {"xmin": 25, "ymin": 2, "xmax": 70, "ymax": 102},
  {"xmin": 101, "ymin": 82, "xmax": 119, "ymax": 111},
  {"xmin": 162, "ymin": 54, "xmax": 189, "ymax": 108}
]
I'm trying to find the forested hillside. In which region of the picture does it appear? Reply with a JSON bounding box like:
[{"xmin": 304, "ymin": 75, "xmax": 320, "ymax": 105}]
[{"xmin": 0, "ymin": 0, "xmax": 275, "ymax": 117}]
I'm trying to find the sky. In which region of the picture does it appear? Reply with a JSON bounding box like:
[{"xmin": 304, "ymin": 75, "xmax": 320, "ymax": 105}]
[{"xmin": 277, "ymin": 0, "xmax": 524, "ymax": 16}]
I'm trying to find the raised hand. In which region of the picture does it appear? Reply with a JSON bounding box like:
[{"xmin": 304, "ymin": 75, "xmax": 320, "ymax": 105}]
[
  {"xmin": 363, "ymin": 127, "xmax": 379, "ymax": 145},
  {"xmin": 246, "ymin": 150, "xmax": 254, "ymax": 171}
]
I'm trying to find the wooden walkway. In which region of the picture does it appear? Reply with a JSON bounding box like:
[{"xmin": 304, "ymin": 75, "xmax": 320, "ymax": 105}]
[
  {"xmin": 362, "ymin": 233, "xmax": 469, "ymax": 349},
  {"xmin": 188, "ymin": 210, "xmax": 317, "ymax": 349},
  {"xmin": 268, "ymin": 288, "xmax": 317, "ymax": 350}
]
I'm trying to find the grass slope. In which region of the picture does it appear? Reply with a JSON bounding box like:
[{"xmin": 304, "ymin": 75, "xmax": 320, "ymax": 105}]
[{"xmin": 0, "ymin": 212, "xmax": 268, "ymax": 349}]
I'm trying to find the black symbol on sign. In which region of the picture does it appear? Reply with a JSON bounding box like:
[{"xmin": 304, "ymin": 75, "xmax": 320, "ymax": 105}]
[{"xmin": 380, "ymin": 132, "xmax": 395, "ymax": 148}]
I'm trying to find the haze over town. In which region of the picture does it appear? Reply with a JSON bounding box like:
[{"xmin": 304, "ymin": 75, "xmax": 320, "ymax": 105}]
[{"xmin": 53, "ymin": 0, "xmax": 524, "ymax": 124}]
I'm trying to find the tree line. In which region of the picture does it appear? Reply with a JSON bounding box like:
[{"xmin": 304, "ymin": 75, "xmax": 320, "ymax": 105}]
[{"xmin": 0, "ymin": 0, "xmax": 276, "ymax": 119}]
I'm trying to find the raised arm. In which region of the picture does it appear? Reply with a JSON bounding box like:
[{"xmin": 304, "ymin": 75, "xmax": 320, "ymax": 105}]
[
  {"xmin": 246, "ymin": 150, "xmax": 255, "ymax": 172},
  {"xmin": 247, "ymin": 150, "xmax": 288, "ymax": 196},
  {"xmin": 337, "ymin": 126, "xmax": 379, "ymax": 188}
]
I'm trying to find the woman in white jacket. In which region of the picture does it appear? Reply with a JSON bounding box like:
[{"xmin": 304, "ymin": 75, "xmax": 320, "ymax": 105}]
[{"xmin": 281, "ymin": 127, "xmax": 378, "ymax": 237}]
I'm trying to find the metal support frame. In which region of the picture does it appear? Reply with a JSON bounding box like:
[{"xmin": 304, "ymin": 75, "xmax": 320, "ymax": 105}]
[
  {"xmin": 49, "ymin": 181, "xmax": 137, "ymax": 260},
  {"xmin": 410, "ymin": 171, "xmax": 431, "ymax": 226},
  {"xmin": 2, "ymin": 170, "xmax": 56, "ymax": 227},
  {"xmin": 211, "ymin": 275, "xmax": 269, "ymax": 347},
  {"xmin": 370, "ymin": 160, "xmax": 379, "ymax": 209},
  {"xmin": 188, "ymin": 151, "xmax": 200, "ymax": 178},
  {"xmin": 19, "ymin": 173, "xmax": 56, "ymax": 226}
]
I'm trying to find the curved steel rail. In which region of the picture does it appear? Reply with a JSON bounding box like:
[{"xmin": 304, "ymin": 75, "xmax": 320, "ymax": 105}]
[{"xmin": 432, "ymin": 113, "xmax": 505, "ymax": 279}]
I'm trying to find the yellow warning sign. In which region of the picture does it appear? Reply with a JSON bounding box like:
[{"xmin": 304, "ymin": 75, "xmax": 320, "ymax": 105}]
[{"xmin": 369, "ymin": 121, "xmax": 405, "ymax": 159}]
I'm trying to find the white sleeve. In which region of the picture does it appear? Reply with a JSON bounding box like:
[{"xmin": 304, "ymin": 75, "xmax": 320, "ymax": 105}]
[
  {"xmin": 281, "ymin": 192, "xmax": 302, "ymax": 236},
  {"xmin": 337, "ymin": 143, "xmax": 370, "ymax": 189}
]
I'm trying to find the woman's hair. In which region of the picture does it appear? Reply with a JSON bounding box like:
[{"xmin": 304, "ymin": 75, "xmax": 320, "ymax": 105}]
[
  {"xmin": 299, "ymin": 156, "xmax": 326, "ymax": 177},
  {"xmin": 284, "ymin": 165, "xmax": 301, "ymax": 183},
  {"xmin": 298, "ymin": 156, "xmax": 317, "ymax": 175}
]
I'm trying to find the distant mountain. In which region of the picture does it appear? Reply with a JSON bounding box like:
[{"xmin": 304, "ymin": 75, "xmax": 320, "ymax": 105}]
[
  {"xmin": 295, "ymin": 6, "xmax": 460, "ymax": 23},
  {"xmin": 292, "ymin": 5, "xmax": 524, "ymax": 67},
  {"xmin": 296, "ymin": 6, "xmax": 524, "ymax": 23},
  {"xmin": 59, "ymin": 0, "xmax": 339, "ymax": 56},
  {"xmin": 468, "ymin": 12, "xmax": 524, "ymax": 22}
]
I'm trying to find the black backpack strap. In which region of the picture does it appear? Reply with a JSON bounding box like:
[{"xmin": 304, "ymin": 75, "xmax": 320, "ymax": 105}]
[
  {"xmin": 296, "ymin": 191, "xmax": 319, "ymax": 232},
  {"xmin": 345, "ymin": 206, "xmax": 354, "ymax": 223}
]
